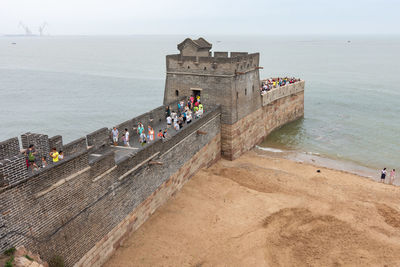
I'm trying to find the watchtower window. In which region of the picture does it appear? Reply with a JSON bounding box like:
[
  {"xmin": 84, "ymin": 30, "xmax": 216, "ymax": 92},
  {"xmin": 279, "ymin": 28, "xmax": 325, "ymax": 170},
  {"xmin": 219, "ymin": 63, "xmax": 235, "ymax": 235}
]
[
  {"xmin": 245, "ymin": 88, "xmax": 247, "ymax": 95},
  {"xmin": 252, "ymin": 85, "xmax": 254, "ymax": 92},
  {"xmin": 236, "ymin": 92, "xmax": 239, "ymax": 99},
  {"xmin": 247, "ymin": 64, "xmax": 249, "ymax": 68},
  {"xmin": 204, "ymin": 67, "xmax": 207, "ymax": 70},
  {"xmin": 188, "ymin": 65, "xmax": 190, "ymax": 69},
  {"xmin": 175, "ymin": 90, "xmax": 179, "ymax": 97}
]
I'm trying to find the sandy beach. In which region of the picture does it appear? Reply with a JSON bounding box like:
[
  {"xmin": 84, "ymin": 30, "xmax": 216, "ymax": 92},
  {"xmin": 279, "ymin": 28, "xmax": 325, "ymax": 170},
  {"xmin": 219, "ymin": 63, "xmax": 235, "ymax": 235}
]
[{"xmin": 106, "ymin": 149, "xmax": 400, "ymax": 266}]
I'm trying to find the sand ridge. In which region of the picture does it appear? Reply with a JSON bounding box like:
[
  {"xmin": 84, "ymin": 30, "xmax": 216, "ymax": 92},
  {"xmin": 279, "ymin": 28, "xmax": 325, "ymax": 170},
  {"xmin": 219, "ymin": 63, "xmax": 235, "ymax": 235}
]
[{"xmin": 106, "ymin": 150, "xmax": 400, "ymax": 266}]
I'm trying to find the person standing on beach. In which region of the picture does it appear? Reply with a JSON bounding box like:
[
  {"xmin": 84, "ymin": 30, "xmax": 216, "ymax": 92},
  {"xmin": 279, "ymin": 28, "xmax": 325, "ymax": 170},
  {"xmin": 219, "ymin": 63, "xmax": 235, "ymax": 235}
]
[
  {"xmin": 381, "ymin": 168, "xmax": 387, "ymax": 183},
  {"xmin": 390, "ymin": 169, "xmax": 396, "ymax": 185}
]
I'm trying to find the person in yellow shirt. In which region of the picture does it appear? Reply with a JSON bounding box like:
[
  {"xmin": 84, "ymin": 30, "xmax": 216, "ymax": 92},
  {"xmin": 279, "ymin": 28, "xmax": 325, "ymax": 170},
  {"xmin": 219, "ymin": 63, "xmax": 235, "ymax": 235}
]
[{"xmin": 49, "ymin": 147, "xmax": 59, "ymax": 163}]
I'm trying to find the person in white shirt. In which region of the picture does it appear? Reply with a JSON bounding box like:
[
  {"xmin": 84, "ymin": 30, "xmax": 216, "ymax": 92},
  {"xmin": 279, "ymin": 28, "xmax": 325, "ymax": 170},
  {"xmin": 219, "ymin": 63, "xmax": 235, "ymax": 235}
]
[
  {"xmin": 166, "ymin": 116, "xmax": 172, "ymax": 128},
  {"xmin": 174, "ymin": 121, "xmax": 180, "ymax": 131},
  {"xmin": 186, "ymin": 112, "xmax": 192, "ymax": 124},
  {"xmin": 124, "ymin": 128, "xmax": 130, "ymax": 147},
  {"xmin": 381, "ymin": 168, "xmax": 387, "ymax": 183}
]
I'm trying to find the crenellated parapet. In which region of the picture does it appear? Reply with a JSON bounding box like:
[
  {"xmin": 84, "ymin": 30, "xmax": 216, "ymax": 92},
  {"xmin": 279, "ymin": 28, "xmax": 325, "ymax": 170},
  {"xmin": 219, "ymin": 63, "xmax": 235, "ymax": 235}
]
[
  {"xmin": 166, "ymin": 51, "xmax": 260, "ymax": 77},
  {"xmin": 0, "ymin": 137, "xmax": 20, "ymax": 161}
]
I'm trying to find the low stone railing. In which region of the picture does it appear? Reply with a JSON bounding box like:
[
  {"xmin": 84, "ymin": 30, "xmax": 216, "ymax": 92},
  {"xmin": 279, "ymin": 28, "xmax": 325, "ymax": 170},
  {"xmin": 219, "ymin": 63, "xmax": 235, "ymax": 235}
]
[{"xmin": 261, "ymin": 80, "xmax": 305, "ymax": 106}]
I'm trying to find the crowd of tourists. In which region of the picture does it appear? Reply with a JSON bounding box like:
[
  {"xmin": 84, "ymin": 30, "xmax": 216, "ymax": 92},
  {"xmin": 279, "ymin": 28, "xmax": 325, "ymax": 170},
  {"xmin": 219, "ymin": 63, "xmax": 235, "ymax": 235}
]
[
  {"xmin": 110, "ymin": 95, "xmax": 205, "ymax": 147},
  {"xmin": 165, "ymin": 95, "xmax": 204, "ymax": 133},
  {"xmin": 260, "ymin": 77, "xmax": 301, "ymax": 93},
  {"xmin": 380, "ymin": 168, "xmax": 396, "ymax": 185},
  {"xmin": 24, "ymin": 144, "xmax": 64, "ymax": 172}
]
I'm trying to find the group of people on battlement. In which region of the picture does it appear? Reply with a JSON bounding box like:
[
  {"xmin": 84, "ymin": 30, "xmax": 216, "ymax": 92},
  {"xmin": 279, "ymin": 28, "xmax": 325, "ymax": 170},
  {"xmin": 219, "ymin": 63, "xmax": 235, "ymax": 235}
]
[
  {"xmin": 260, "ymin": 77, "xmax": 301, "ymax": 94},
  {"xmin": 110, "ymin": 95, "xmax": 205, "ymax": 148},
  {"xmin": 165, "ymin": 95, "xmax": 204, "ymax": 133},
  {"xmin": 24, "ymin": 145, "xmax": 64, "ymax": 172}
]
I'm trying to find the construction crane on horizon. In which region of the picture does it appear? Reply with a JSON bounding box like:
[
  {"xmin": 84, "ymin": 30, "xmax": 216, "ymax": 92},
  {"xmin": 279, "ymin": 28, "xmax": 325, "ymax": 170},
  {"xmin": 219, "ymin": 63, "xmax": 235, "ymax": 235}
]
[
  {"xmin": 18, "ymin": 21, "xmax": 33, "ymax": 35},
  {"xmin": 38, "ymin": 22, "xmax": 47, "ymax": 36}
]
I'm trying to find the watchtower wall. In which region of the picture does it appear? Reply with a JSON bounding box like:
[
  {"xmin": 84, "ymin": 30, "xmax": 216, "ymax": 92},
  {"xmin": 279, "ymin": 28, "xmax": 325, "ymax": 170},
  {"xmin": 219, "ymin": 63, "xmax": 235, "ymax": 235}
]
[{"xmin": 164, "ymin": 51, "xmax": 261, "ymax": 125}]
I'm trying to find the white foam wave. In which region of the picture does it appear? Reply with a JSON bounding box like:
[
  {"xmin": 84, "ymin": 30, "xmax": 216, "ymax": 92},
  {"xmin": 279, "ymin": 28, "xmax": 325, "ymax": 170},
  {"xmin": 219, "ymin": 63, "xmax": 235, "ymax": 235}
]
[{"xmin": 256, "ymin": 146, "xmax": 284, "ymax": 153}]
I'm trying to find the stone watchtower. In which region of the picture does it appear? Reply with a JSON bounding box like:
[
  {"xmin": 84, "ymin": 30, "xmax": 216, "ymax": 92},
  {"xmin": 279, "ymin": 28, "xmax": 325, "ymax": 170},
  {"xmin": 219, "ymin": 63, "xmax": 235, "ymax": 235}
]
[{"xmin": 164, "ymin": 37, "xmax": 262, "ymax": 159}]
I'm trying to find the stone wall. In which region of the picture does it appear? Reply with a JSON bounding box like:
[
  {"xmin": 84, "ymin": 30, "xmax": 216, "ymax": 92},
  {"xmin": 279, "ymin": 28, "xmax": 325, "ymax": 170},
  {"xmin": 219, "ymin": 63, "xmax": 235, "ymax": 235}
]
[
  {"xmin": 164, "ymin": 52, "xmax": 261, "ymax": 125},
  {"xmin": 76, "ymin": 133, "xmax": 221, "ymax": 267},
  {"xmin": 0, "ymin": 106, "xmax": 221, "ymax": 267},
  {"xmin": 262, "ymin": 81, "xmax": 305, "ymax": 106},
  {"xmin": 221, "ymin": 90, "xmax": 304, "ymax": 160},
  {"xmin": 0, "ymin": 137, "xmax": 20, "ymax": 161},
  {"xmin": 63, "ymin": 137, "xmax": 87, "ymax": 156},
  {"xmin": 20, "ymin": 133, "xmax": 50, "ymax": 159},
  {"xmin": 48, "ymin": 135, "xmax": 63, "ymax": 152},
  {"xmin": 0, "ymin": 155, "xmax": 28, "ymax": 187},
  {"xmin": 86, "ymin": 127, "xmax": 109, "ymax": 150}
]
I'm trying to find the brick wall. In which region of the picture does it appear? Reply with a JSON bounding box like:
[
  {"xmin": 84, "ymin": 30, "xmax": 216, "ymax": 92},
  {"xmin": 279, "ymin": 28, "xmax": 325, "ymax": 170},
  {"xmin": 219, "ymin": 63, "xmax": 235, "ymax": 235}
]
[
  {"xmin": 77, "ymin": 133, "xmax": 221, "ymax": 267},
  {"xmin": 0, "ymin": 107, "xmax": 221, "ymax": 266},
  {"xmin": 63, "ymin": 137, "xmax": 87, "ymax": 156},
  {"xmin": 164, "ymin": 53, "xmax": 260, "ymax": 125},
  {"xmin": 89, "ymin": 151, "xmax": 115, "ymax": 178},
  {"xmin": 20, "ymin": 133, "xmax": 50, "ymax": 159},
  {"xmin": 261, "ymin": 81, "xmax": 305, "ymax": 106},
  {"xmin": 221, "ymin": 90, "xmax": 304, "ymax": 160},
  {"xmin": 48, "ymin": 135, "xmax": 63, "ymax": 152},
  {"xmin": 86, "ymin": 128, "xmax": 109, "ymax": 150},
  {"xmin": 0, "ymin": 155, "xmax": 28, "ymax": 187},
  {"xmin": 0, "ymin": 137, "xmax": 20, "ymax": 160}
]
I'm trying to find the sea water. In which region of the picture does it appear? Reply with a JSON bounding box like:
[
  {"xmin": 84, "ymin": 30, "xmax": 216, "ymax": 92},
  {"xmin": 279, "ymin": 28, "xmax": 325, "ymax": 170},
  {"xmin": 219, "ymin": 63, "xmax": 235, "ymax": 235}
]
[{"xmin": 0, "ymin": 35, "xmax": 399, "ymax": 170}]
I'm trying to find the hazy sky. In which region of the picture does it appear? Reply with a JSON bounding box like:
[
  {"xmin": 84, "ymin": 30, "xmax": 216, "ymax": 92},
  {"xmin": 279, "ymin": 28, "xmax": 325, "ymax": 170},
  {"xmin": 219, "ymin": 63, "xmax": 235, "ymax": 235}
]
[{"xmin": 1, "ymin": 0, "xmax": 399, "ymax": 35}]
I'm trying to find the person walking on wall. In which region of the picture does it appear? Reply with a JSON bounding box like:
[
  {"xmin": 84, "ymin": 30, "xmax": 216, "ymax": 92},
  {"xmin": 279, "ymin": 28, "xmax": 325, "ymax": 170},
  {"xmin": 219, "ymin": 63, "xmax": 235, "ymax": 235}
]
[
  {"xmin": 124, "ymin": 128, "xmax": 130, "ymax": 147},
  {"xmin": 58, "ymin": 151, "xmax": 64, "ymax": 160},
  {"xmin": 166, "ymin": 115, "xmax": 172, "ymax": 128},
  {"xmin": 26, "ymin": 144, "xmax": 38, "ymax": 171},
  {"xmin": 148, "ymin": 126, "xmax": 154, "ymax": 142},
  {"xmin": 49, "ymin": 147, "xmax": 59, "ymax": 163},
  {"xmin": 140, "ymin": 131, "xmax": 147, "ymax": 146},
  {"xmin": 137, "ymin": 123, "xmax": 144, "ymax": 142},
  {"xmin": 157, "ymin": 130, "xmax": 163, "ymax": 139},
  {"xmin": 111, "ymin": 127, "xmax": 119, "ymax": 146},
  {"xmin": 381, "ymin": 168, "xmax": 387, "ymax": 183},
  {"xmin": 41, "ymin": 156, "xmax": 47, "ymax": 168},
  {"xmin": 390, "ymin": 169, "xmax": 396, "ymax": 185}
]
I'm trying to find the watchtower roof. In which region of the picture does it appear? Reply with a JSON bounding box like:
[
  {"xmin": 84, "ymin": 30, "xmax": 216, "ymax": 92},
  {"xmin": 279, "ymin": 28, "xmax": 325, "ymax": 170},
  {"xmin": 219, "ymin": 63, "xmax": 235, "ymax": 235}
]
[{"xmin": 177, "ymin": 37, "xmax": 212, "ymax": 51}]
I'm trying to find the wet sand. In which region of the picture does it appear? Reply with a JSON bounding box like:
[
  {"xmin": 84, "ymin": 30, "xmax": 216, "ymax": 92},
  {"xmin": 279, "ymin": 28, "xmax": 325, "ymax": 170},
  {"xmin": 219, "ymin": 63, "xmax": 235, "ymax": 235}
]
[{"xmin": 106, "ymin": 150, "xmax": 400, "ymax": 266}]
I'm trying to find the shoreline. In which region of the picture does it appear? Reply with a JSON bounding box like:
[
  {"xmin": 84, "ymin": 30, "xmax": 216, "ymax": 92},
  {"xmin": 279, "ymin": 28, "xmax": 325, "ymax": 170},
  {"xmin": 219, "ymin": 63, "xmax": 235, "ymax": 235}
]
[
  {"xmin": 106, "ymin": 149, "xmax": 400, "ymax": 266},
  {"xmin": 254, "ymin": 145, "xmax": 395, "ymax": 185}
]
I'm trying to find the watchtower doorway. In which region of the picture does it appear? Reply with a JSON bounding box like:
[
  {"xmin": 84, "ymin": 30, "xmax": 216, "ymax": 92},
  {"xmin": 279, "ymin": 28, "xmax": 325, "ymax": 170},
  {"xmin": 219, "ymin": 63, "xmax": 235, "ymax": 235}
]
[{"xmin": 191, "ymin": 88, "xmax": 202, "ymax": 99}]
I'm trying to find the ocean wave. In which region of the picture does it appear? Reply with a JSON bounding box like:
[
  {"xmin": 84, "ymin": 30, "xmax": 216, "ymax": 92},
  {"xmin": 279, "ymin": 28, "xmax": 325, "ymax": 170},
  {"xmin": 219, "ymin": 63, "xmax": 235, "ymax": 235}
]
[
  {"xmin": 256, "ymin": 146, "xmax": 284, "ymax": 153},
  {"xmin": 305, "ymin": 151, "xmax": 320, "ymax": 156}
]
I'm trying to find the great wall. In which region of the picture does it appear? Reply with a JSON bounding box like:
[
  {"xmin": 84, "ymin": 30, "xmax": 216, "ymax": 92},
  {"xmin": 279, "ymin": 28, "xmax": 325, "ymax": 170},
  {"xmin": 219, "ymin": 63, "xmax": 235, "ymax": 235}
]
[{"xmin": 0, "ymin": 37, "xmax": 305, "ymax": 266}]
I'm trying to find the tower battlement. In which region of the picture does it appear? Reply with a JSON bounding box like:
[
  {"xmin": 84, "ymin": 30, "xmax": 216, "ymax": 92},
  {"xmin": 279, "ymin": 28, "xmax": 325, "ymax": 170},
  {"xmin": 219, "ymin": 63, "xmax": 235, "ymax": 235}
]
[{"xmin": 166, "ymin": 52, "xmax": 260, "ymax": 76}]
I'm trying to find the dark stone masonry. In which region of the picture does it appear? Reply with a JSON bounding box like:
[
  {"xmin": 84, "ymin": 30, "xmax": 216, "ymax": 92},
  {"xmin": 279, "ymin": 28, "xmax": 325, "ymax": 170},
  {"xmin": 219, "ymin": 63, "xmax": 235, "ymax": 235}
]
[{"xmin": 0, "ymin": 38, "xmax": 304, "ymax": 267}]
